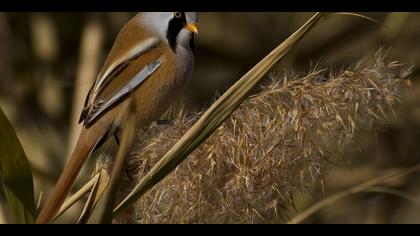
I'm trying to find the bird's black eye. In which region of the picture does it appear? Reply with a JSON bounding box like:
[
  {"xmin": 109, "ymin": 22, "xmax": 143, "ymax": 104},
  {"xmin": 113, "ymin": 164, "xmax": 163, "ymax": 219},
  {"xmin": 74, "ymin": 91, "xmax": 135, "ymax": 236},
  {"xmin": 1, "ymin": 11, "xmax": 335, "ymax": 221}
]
[{"xmin": 174, "ymin": 12, "xmax": 182, "ymax": 18}]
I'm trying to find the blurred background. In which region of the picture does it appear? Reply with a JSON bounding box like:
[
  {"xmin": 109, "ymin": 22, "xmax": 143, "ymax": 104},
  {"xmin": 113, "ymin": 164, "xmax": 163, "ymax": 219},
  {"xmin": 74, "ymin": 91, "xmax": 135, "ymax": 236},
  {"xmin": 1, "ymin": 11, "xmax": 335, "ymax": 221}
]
[{"xmin": 1, "ymin": 12, "xmax": 420, "ymax": 223}]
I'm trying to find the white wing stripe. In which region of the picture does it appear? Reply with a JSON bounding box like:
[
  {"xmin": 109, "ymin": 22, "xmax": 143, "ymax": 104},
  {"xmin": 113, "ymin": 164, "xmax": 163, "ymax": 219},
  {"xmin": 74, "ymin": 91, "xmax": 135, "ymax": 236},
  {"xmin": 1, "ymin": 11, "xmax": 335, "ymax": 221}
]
[{"xmin": 93, "ymin": 37, "xmax": 160, "ymax": 98}]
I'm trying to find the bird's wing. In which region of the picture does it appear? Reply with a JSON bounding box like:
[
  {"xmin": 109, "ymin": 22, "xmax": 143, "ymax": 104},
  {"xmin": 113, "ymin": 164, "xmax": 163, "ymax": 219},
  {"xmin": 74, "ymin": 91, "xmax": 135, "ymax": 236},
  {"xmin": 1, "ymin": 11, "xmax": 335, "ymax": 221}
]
[
  {"xmin": 82, "ymin": 57, "xmax": 164, "ymax": 126},
  {"xmin": 92, "ymin": 37, "xmax": 161, "ymax": 100},
  {"xmin": 79, "ymin": 15, "xmax": 166, "ymax": 126}
]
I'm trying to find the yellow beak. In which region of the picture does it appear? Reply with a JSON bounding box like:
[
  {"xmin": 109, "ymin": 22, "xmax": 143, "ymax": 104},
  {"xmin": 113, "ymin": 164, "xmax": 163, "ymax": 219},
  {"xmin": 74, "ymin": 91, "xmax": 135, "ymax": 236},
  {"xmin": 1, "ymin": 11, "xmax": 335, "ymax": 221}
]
[{"xmin": 185, "ymin": 23, "xmax": 199, "ymax": 34}]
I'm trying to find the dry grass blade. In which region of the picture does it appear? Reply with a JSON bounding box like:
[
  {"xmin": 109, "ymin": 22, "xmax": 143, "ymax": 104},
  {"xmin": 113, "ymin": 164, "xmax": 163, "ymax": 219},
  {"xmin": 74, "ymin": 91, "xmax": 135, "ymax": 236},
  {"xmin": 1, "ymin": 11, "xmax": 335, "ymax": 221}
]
[
  {"xmin": 288, "ymin": 164, "xmax": 420, "ymax": 224},
  {"xmin": 52, "ymin": 171, "xmax": 101, "ymax": 222},
  {"xmin": 88, "ymin": 101, "xmax": 136, "ymax": 224},
  {"xmin": 330, "ymin": 12, "xmax": 384, "ymax": 28},
  {"xmin": 365, "ymin": 187, "xmax": 420, "ymax": 205},
  {"xmin": 77, "ymin": 169, "xmax": 110, "ymax": 224},
  {"xmin": 113, "ymin": 12, "xmax": 327, "ymax": 218}
]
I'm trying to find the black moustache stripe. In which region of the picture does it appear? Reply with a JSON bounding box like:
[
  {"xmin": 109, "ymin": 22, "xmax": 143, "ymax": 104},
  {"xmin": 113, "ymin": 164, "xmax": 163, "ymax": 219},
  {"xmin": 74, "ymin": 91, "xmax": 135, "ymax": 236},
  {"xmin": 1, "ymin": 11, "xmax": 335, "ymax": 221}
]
[{"xmin": 166, "ymin": 12, "xmax": 187, "ymax": 52}]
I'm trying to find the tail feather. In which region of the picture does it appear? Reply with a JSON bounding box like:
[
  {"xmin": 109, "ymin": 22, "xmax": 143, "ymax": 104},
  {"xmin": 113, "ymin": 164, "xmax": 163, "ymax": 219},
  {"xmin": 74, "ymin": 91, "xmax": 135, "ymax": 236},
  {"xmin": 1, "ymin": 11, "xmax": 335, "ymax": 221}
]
[{"xmin": 35, "ymin": 128, "xmax": 98, "ymax": 224}]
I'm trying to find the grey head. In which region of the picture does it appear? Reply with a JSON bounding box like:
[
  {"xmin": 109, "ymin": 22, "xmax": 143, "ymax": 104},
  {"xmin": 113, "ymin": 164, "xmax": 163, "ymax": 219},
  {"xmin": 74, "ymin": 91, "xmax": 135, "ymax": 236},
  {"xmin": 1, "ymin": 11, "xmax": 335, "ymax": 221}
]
[{"xmin": 139, "ymin": 12, "xmax": 198, "ymax": 52}]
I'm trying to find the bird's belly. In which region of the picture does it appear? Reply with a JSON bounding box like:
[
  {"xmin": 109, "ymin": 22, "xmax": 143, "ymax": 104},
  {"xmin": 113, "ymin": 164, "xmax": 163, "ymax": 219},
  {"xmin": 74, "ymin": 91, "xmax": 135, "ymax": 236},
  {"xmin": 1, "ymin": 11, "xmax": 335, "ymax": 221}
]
[
  {"xmin": 132, "ymin": 74, "xmax": 188, "ymax": 128},
  {"xmin": 114, "ymin": 51, "xmax": 193, "ymax": 130}
]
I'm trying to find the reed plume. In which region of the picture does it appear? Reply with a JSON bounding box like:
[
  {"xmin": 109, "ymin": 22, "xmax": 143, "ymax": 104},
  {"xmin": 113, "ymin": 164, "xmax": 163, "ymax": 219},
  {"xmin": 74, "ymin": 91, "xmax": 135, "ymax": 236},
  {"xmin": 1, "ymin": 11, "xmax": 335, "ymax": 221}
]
[{"xmin": 97, "ymin": 50, "xmax": 412, "ymax": 223}]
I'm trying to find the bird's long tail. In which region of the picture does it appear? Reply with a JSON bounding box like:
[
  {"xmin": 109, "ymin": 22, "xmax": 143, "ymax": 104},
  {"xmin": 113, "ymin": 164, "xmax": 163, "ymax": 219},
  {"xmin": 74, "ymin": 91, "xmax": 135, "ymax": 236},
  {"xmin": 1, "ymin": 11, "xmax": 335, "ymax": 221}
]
[{"xmin": 35, "ymin": 127, "xmax": 101, "ymax": 224}]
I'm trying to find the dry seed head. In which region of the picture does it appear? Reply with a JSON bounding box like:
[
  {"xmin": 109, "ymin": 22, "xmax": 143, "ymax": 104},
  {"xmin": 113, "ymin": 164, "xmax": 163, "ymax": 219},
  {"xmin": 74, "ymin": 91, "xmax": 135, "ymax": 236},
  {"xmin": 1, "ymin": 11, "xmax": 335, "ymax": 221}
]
[{"xmin": 105, "ymin": 51, "xmax": 412, "ymax": 223}]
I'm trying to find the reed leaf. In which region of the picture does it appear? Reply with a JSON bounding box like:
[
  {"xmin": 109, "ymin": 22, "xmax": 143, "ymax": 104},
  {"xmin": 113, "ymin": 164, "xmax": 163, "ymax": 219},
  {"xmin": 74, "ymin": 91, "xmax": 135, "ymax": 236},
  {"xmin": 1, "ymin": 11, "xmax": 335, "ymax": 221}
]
[
  {"xmin": 0, "ymin": 107, "xmax": 35, "ymax": 224},
  {"xmin": 0, "ymin": 167, "xmax": 11, "ymax": 224}
]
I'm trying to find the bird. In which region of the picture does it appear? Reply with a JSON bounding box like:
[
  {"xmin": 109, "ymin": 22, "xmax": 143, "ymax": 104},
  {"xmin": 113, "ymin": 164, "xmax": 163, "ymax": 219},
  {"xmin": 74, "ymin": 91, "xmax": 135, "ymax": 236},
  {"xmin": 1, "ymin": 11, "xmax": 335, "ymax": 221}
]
[{"xmin": 35, "ymin": 12, "xmax": 199, "ymax": 224}]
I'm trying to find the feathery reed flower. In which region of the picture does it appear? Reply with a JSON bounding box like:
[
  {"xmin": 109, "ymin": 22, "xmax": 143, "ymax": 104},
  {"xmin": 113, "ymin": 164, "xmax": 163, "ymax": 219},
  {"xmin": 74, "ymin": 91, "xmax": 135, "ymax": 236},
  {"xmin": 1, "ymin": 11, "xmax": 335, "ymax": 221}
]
[{"xmin": 99, "ymin": 51, "xmax": 412, "ymax": 223}]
